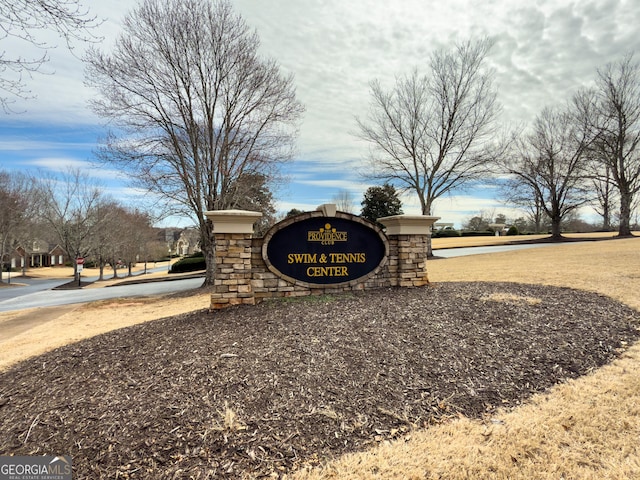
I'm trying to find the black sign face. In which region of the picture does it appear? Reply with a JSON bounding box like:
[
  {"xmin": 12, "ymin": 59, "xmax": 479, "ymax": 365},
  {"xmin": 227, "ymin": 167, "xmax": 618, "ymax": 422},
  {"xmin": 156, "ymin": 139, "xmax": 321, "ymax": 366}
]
[{"xmin": 264, "ymin": 215, "xmax": 387, "ymax": 286}]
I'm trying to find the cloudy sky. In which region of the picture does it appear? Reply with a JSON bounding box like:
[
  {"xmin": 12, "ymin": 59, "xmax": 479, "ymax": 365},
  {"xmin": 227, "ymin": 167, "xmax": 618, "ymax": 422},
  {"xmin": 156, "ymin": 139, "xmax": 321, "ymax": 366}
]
[{"xmin": 2, "ymin": 0, "xmax": 639, "ymax": 227}]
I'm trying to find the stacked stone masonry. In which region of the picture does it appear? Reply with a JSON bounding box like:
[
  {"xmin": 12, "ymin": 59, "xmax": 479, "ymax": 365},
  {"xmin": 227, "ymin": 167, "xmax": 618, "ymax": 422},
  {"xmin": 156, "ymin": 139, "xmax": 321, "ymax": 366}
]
[
  {"xmin": 210, "ymin": 234, "xmax": 256, "ymax": 310},
  {"xmin": 206, "ymin": 209, "xmax": 438, "ymax": 310}
]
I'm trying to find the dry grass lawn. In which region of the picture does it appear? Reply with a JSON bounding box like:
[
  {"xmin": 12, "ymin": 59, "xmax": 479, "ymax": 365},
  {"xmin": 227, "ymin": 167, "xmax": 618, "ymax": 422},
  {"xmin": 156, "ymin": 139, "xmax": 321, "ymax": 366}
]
[{"xmin": 1, "ymin": 233, "xmax": 639, "ymax": 479}]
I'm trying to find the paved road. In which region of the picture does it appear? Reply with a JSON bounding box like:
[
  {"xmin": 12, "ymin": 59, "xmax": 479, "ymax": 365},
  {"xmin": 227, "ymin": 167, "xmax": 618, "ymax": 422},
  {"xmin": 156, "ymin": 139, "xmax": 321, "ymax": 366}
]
[
  {"xmin": 0, "ymin": 278, "xmax": 68, "ymax": 303},
  {"xmin": 0, "ymin": 265, "xmax": 170, "ymax": 300},
  {"xmin": 0, "ymin": 275, "xmax": 204, "ymax": 313},
  {"xmin": 434, "ymin": 243, "xmax": 557, "ymax": 258}
]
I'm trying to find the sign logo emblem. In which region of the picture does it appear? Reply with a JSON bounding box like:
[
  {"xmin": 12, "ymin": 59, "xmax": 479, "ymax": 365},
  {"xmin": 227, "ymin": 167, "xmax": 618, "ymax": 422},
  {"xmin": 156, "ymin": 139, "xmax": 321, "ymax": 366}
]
[{"xmin": 307, "ymin": 223, "xmax": 348, "ymax": 245}]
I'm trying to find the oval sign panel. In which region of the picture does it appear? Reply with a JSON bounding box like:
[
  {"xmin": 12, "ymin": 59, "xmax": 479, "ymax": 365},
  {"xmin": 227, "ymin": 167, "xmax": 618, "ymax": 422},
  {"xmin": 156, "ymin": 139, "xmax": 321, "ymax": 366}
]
[{"xmin": 263, "ymin": 214, "xmax": 387, "ymax": 286}]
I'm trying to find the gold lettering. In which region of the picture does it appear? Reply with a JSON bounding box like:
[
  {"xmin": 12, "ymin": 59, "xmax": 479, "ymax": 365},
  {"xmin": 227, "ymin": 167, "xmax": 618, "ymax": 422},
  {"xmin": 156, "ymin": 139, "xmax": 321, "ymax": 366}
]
[
  {"xmin": 306, "ymin": 266, "xmax": 349, "ymax": 277},
  {"xmin": 288, "ymin": 253, "xmax": 317, "ymax": 264},
  {"xmin": 329, "ymin": 253, "xmax": 366, "ymax": 263},
  {"xmin": 307, "ymin": 223, "xmax": 348, "ymax": 245}
]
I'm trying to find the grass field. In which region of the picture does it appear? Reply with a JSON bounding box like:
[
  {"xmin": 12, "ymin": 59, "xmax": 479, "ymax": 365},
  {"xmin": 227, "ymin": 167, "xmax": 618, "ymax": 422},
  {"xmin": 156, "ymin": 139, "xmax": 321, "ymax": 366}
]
[{"xmin": 295, "ymin": 234, "xmax": 640, "ymax": 479}]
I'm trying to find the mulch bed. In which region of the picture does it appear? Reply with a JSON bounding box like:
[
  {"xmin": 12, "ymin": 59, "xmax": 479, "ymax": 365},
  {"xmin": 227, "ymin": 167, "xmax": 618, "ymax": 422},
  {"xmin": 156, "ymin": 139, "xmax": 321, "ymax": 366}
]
[{"xmin": 1, "ymin": 282, "xmax": 639, "ymax": 479}]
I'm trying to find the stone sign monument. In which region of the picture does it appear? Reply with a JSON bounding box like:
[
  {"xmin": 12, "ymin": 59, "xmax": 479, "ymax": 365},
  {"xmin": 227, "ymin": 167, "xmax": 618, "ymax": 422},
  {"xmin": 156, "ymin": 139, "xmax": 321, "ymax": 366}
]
[{"xmin": 205, "ymin": 204, "xmax": 438, "ymax": 309}]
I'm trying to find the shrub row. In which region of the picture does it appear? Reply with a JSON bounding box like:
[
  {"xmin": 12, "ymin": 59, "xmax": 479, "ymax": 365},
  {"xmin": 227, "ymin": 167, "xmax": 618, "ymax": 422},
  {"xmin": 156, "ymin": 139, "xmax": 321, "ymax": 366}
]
[
  {"xmin": 170, "ymin": 252, "xmax": 206, "ymax": 273},
  {"xmin": 432, "ymin": 229, "xmax": 461, "ymax": 238},
  {"xmin": 433, "ymin": 227, "xmax": 521, "ymax": 238}
]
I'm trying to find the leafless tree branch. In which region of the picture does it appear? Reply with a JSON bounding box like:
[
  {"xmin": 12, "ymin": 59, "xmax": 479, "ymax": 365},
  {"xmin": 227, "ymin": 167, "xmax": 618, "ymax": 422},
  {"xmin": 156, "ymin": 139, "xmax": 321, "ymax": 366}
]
[
  {"xmin": 356, "ymin": 38, "xmax": 503, "ymax": 254},
  {"xmin": 85, "ymin": 0, "xmax": 303, "ymax": 284},
  {"xmin": 0, "ymin": 0, "xmax": 101, "ymax": 111}
]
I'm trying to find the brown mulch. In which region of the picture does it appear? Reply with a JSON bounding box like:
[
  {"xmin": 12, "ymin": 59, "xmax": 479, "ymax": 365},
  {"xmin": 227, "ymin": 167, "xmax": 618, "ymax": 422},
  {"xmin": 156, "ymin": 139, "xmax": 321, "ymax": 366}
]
[{"xmin": 1, "ymin": 282, "xmax": 639, "ymax": 479}]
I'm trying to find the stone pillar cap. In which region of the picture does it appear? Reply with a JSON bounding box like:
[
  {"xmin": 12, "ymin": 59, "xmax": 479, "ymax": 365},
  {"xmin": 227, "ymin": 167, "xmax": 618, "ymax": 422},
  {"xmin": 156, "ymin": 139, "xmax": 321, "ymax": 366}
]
[
  {"xmin": 316, "ymin": 203, "xmax": 337, "ymax": 217},
  {"xmin": 378, "ymin": 215, "xmax": 440, "ymax": 235},
  {"xmin": 205, "ymin": 209, "xmax": 262, "ymax": 234}
]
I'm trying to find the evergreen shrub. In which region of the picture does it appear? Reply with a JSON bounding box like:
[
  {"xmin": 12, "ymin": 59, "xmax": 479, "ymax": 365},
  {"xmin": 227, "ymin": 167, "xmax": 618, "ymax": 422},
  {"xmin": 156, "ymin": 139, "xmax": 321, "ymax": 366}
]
[{"xmin": 170, "ymin": 252, "xmax": 205, "ymax": 273}]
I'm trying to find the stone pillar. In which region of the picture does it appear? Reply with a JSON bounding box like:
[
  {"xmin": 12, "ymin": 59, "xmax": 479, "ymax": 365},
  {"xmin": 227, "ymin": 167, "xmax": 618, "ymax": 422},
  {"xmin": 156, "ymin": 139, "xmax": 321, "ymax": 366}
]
[
  {"xmin": 204, "ymin": 210, "xmax": 262, "ymax": 310},
  {"xmin": 377, "ymin": 215, "xmax": 440, "ymax": 287}
]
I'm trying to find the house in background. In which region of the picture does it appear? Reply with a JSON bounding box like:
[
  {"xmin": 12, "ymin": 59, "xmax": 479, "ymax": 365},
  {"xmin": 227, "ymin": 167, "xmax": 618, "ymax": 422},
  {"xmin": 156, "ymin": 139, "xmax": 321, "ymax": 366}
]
[
  {"xmin": 175, "ymin": 228, "xmax": 201, "ymax": 256},
  {"xmin": 158, "ymin": 227, "xmax": 201, "ymax": 257},
  {"xmin": 12, "ymin": 241, "xmax": 69, "ymax": 269}
]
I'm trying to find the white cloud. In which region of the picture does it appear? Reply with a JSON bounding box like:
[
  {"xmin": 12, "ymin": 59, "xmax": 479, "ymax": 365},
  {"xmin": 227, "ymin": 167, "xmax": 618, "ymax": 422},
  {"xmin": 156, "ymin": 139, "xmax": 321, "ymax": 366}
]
[
  {"xmin": 2, "ymin": 0, "xmax": 639, "ymax": 225},
  {"xmin": 7, "ymin": 0, "xmax": 640, "ymax": 134},
  {"xmin": 0, "ymin": 139, "xmax": 95, "ymax": 151},
  {"xmin": 7, "ymin": 156, "xmax": 132, "ymax": 194},
  {"xmin": 27, "ymin": 157, "xmax": 90, "ymax": 170}
]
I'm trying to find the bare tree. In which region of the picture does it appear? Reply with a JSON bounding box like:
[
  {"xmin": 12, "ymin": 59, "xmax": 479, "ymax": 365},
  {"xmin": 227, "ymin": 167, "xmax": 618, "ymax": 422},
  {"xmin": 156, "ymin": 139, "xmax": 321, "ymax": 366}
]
[
  {"xmin": 503, "ymin": 107, "xmax": 592, "ymax": 239},
  {"xmin": 85, "ymin": 200, "xmax": 156, "ymax": 280},
  {"xmin": 34, "ymin": 168, "xmax": 106, "ymax": 280},
  {"xmin": 0, "ymin": 171, "xmax": 32, "ymax": 281},
  {"xmin": 356, "ymin": 38, "xmax": 501, "ymax": 254},
  {"xmin": 230, "ymin": 172, "xmax": 278, "ymax": 236},
  {"xmin": 590, "ymin": 163, "xmax": 618, "ymax": 230},
  {"xmin": 356, "ymin": 39, "xmax": 500, "ymax": 213},
  {"xmin": 462, "ymin": 212, "xmax": 491, "ymax": 232},
  {"xmin": 331, "ymin": 189, "xmax": 355, "ymax": 214},
  {"xmin": 500, "ymin": 177, "xmax": 545, "ymax": 233},
  {"xmin": 0, "ymin": 0, "xmax": 100, "ymax": 111},
  {"xmin": 118, "ymin": 208, "xmax": 156, "ymax": 277},
  {"xmin": 85, "ymin": 0, "xmax": 304, "ymax": 285},
  {"xmin": 632, "ymin": 194, "xmax": 640, "ymax": 229},
  {"xmin": 90, "ymin": 200, "xmax": 127, "ymax": 281},
  {"xmin": 583, "ymin": 54, "xmax": 640, "ymax": 236}
]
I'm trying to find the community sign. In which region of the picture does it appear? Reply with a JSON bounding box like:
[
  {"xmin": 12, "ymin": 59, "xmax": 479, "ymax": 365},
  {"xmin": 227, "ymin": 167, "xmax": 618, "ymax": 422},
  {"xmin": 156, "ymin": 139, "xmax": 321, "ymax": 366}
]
[{"xmin": 263, "ymin": 213, "xmax": 387, "ymax": 286}]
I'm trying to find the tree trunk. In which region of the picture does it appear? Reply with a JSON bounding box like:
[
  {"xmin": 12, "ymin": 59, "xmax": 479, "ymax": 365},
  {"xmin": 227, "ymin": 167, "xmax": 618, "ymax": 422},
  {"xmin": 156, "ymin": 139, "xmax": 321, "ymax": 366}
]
[
  {"xmin": 422, "ymin": 203, "xmax": 434, "ymax": 257},
  {"xmin": 98, "ymin": 255, "xmax": 104, "ymax": 281},
  {"xmin": 73, "ymin": 261, "xmax": 79, "ymax": 284},
  {"xmin": 619, "ymin": 190, "xmax": 633, "ymax": 236},
  {"xmin": 602, "ymin": 202, "xmax": 611, "ymax": 231},
  {"xmin": 551, "ymin": 216, "xmax": 563, "ymax": 239},
  {"xmin": 0, "ymin": 238, "xmax": 6, "ymax": 283},
  {"xmin": 201, "ymin": 221, "xmax": 216, "ymax": 287},
  {"xmin": 534, "ymin": 217, "xmax": 542, "ymax": 234},
  {"xmin": 203, "ymin": 244, "xmax": 216, "ymax": 286}
]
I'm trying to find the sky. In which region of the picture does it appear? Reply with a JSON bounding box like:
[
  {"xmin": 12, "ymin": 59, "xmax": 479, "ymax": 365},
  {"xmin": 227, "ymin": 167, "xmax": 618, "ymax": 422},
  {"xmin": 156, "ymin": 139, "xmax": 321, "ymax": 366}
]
[{"xmin": 2, "ymin": 0, "xmax": 640, "ymax": 228}]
